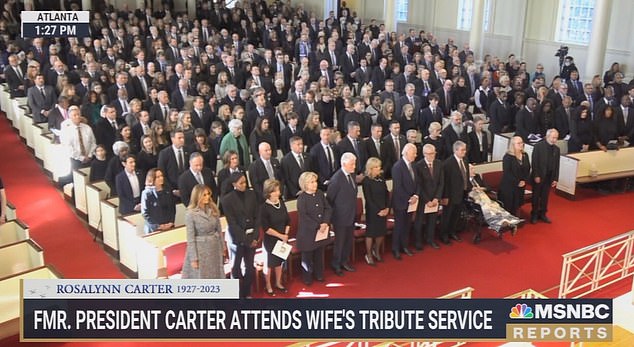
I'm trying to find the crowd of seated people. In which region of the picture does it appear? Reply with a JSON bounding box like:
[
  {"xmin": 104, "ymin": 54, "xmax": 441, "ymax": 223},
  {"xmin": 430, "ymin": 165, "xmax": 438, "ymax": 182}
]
[{"xmin": 1, "ymin": 0, "xmax": 634, "ymax": 286}]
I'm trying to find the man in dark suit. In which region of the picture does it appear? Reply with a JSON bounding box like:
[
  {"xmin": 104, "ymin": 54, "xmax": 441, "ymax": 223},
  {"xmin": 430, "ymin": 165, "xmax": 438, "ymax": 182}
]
[
  {"xmin": 488, "ymin": 90, "xmax": 511, "ymax": 134},
  {"xmin": 178, "ymin": 152, "xmax": 218, "ymax": 206},
  {"xmin": 115, "ymin": 155, "xmax": 144, "ymax": 214},
  {"xmin": 312, "ymin": 59, "xmax": 335, "ymax": 88},
  {"xmin": 467, "ymin": 116, "xmax": 489, "ymax": 164},
  {"xmin": 107, "ymin": 72, "xmax": 134, "ymax": 103},
  {"xmin": 157, "ymin": 129, "xmax": 190, "ymax": 194},
  {"xmin": 530, "ymin": 129, "xmax": 560, "ymax": 224},
  {"xmin": 390, "ymin": 143, "xmax": 418, "ymax": 259},
  {"xmin": 47, "ymin": 96, "xmax": 70, "ymax": 138},
  {"xmin": 441, "ymin": 141, "xmax": 471, "ymax": 244},
  {"xmin": 248, "ymin": 142, "xmax": 282, "ymax": 201},
  {"xmin": 396, "ymin": 83, "xmax": 423, "ymax": 120},
  {"xmin": 221, "ymin": 172, "xmax": 259, "ymax": 299},
  {"xmin": 379, "ymin": 79, "xmax": 400, "ymax": 104},
  {"xmin": 27, "ymin": 74, "xmax": 57, "ymax": 123},
  {"xmin": 414, "ymin": 143, "xmax": 444, "ymax": 250},
  {"xmin": 339, "ymin": 44, "xmax": 359, "ymax": 84},
  {"xmin": 281, "ymin": 136, "xmax": 310, "ymax": 199},
  {"xmin": 4, "ymin": 54, "xmax": 26, "ymax": 97},
  {"xmin": 130, "ymin": 65, "xmax": 151, "ymax": 101},
  {"xmin": 554, "ymin": 96, "xmax": 575, "ymax": 139},
  {"xmin": 190, "ymin": 97, "xmax": 212, "ymax": 135},
  {"xmin": 382, "ymin": 120, "xmax": 406, "ymax": 179},
  {"xmin": 362, "ymin": 124, "xmax": 386, "ymax": 170},
  {"xmin": 327, "ymin": 152, "xmax": 359, "ymax": 276},
  {"xmin": 442, "ymin": 112, "xmax": 469, "ymax": 157},
  {"xmin": 354, "ymin": 58, "xmax": 372, "ymax": 91},
  {"xmin": 418, "ymin": 94, "xmax": 442, "ymax": 137},
  {"xmin": 436, "ymin": 79, "xmax": 455, "ymax": 117},
  {"xmin": 337, "ymin": 121, "xmax": 365, "ymax": 175},
  {"xmin": 310, "ymin": 128, "xmax": 339, "ymax": 190},
  {"xmin": 515, "ymin": 97, "xmax": 540, "ymax": 142},
  {"xmin": 279, "ymin": 113, "xmax": 302, "ymax": 155},
  {"xmin": 370, "ymin": 58, "xmax": 390, "ymax": 93},
  {"xmin": 149, "ymin": 91, "xmax": 171, "ymax": 123},
  {"xmin": 94, "ymin": 105, "xmax": 125, "ymax": 156},
  {"xmin": 616, "ymin": 95, "xmax": 634, "ymax": 143}
]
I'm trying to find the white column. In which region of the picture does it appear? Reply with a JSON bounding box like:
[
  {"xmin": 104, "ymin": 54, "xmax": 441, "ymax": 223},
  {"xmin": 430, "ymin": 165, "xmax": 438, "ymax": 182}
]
[
  {"xmin": 469, "ymin": 0, "xmax": 486, "ymax": 63},
  {"xmin": 384, "ymin": 0, "xmax": 397, "ymax": 33},
  {"xmin": 584, "ymin": 0, "xmax": 612, "ymax": 82},
  {"xmin": 324, "ymin": 0, "xmax": 337, "ymax": 19},
  {"xmin": 81, "ymin": 0, "xmax": 92, "ymax": 10},
  {"xmin": 187, "ymin": 0, "xmax": 196, "ymax": 18},
  {"xmin": 136, "ymin": 0, "xmax": 145, "ymax": 11}
]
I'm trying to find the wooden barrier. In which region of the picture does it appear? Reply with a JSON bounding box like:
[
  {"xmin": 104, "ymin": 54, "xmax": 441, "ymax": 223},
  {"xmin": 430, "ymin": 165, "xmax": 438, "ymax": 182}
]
[
  {"xmin": 0, "ymin": 84, "xmax": 11, "ymax": 123},
  {"xmin": 16, "ymin": 103, "xmax": 32, "ymax": 145},
  {"xmin": 0, "ymin": 240, "xmax": 45, "ymax": 278},
  {"xmin": 557, "ymin": 147, "xmax": 634, "ymax": 197},
  {"xmin": 0, "ymin": 265, "xmax": 62, "ymax": 340},
  {"xmin": 137, "ymin": 226, "xmax": 187, "ymax": 279},
  {"xmin": 0, "ymin": 219, "xmax": 29, "ymax": 247},
  {"xmin": 33, "ymin": 123, "xmax": 50, "ymax": 162},
  {"xmin": 85, "ymin": 180, "xmax": 110, "ymax": 235},
  {"xmin": 73, "ymin": 167, "xmax": 91, "ymax": 216},
  {"xmin": 6, "ymin": 201, "xmax": 16, "ymax": 221},
  {"xmin": 118, "ymin": 213, "xmax": 146, "ymax": 276},
  {"xmin": 100, "ymin": 197, "xmax": 120, "ymax": 256}
]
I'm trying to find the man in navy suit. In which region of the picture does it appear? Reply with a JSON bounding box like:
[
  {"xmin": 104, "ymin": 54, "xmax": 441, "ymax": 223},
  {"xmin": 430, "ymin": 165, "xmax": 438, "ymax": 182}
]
[
  {"xmin": 414, "ymin": 144, "xmax": 444, "ymax": 250},
  {"xmin": 178, "ymin": 153, "xmax": 218, "ymax": 206},
  {"xmin": 390, "ymin": 143, "xmax": 419, "ymax": 260},
  {"xmin": 157, "ymin": 129, "xmax": 190, "ymax": 194},
  {"xmin": 248, "ymin": 142, "xmax": 283, "ymax": 201},
  {"xmin": 327, "ymin": 152, "xmax": 359, "ymax": 276},
  {"xmin": 115, "ymin": 155, "xmax": 145, "ymax": 214}
]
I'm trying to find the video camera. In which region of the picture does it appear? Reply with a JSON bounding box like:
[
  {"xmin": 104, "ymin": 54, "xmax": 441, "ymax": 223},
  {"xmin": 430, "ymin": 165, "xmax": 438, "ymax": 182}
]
[{"xmin": 555, "ymin": 45, "xmax": 569, "ymax": 58}]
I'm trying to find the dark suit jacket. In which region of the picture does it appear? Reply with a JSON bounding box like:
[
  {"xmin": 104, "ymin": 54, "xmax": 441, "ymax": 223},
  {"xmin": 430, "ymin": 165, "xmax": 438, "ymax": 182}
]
[
  {"xmin": 221, "ymin": 189, "xmax": 259, "ymax": 246},
  {"xmin": 177, "ymin": 168, "xmax": 218, "ymax": 206},
  {"xmin": 115, "ymin": 170, "xmax": 145, "ymax": 214},
  {"xmin": 370, "ymin": 67, "xmax": 389, "ymax": 93},
  {"xmin": 170, "ymin": 91, "xmax": 187, "ymax": 111},
  {"xmin": 362, "ymin": 137, "xmax": 387, "ymax": 168},
  {"xmin": 396, "ymin": 95, "xmax": 422, "ymax": 120},
  {"xmin": 279, "ymin": 127, "xmax": 303, "ymax": 155},
  {"xmin": 4, "ymin": 65, "xmax": 25, "ymax": 97},
  {"xmin": 418, "ymin": 107, "xmax": 443, "ymax": 136},
  {"xmin": 442, "ymin": 155, "xmax": 471, "ymax": 204},
  {"xmin": 337, "ymin": 136, "xmax": 365, "ymax": 174},
  {"xmin": 94, "ymin": 117, "xmax": 125, "ymax": 155},
  {"xmin": 46, "ymin": 107, "xmax": 66, "ymax": 133},
  {"xmin": 554, "ymin": 106, "xmax": 574, "ymax": 139},
  {"xmin": 442, "ymin": 126, "xmax": 468, "ymax": 158},
  {"xmin": 391, "ymin": 159, "xmax": 417, "ymax": 210},
  {"xmin": 436, "ymin": 88, "xmax": 455, "ymax": 116},
  {"xmin": 382, "ymin": 134, "xmax": 407, "ymax": 179},
  {"xmin": 467, "ymin": 131, "xmax": 489, "ymax": 164},
  {"xmin": 157, "ymin": 146, "xmax": 190, "ymax": 190},
  {"xmin": 248, "ymin": 157, "xmax": 282, "ymax": 200},
  {"xmin": 488, "ymin": 99, "xmax": 511, "ymax": 134},
  {"xmin": 131, "ymin": 75, "xmax": 151, "ymax": 101},
  {"xmin": 149, "ymin": 103, "xmax": 171, "ymax": 123},
  {"xmin": 326, "ymin": 169, "xmax": 358, "ymax": 227},
  {"xmin": 27, "ymin": 85, "xmax": 56, "ymax": 123},
  {"xmin": 281, "ymin": 151, "xmax": 310, "ymax": 199},
  {"xmin": 414, "ymin": 158, "xmax": 444, "ymax": 203},
  {"xmin": 515, "ymin": 107, "xmax": 540, "ymax": 142},
  {"xmin": 531, "ymin": 140, "xmax": 560, "ymax": 181},
  {"xmin": 309, "ymin": 142, "xmax": 339, "ymax": 188}
]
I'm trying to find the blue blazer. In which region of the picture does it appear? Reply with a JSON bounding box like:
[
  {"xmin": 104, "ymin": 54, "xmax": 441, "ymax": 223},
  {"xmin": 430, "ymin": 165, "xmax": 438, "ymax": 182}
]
[
  {"xmin": 115, "ymin": 170, "xmax": 145, "ymax": 214},
  {"xmin": 391, "ymin": 159, "xmax": 417, "ymax": 211}
]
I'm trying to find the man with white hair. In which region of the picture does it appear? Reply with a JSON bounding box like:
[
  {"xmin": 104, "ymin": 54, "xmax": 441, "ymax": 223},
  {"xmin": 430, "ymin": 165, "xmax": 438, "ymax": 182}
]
[
  {"xmin": 442, "ymin": 111, "xmax": 468, "ymax": 156},
  {"xmin": 248, "ymin": 142, "xmax": 282, "ymax": 202},
  {"xmin": 391, "ymin": 143, "xmax": 419, "ymax": 259},
  {"xmin": 327, "ymin": 152, "xmax": 359, "ymax": 276}
]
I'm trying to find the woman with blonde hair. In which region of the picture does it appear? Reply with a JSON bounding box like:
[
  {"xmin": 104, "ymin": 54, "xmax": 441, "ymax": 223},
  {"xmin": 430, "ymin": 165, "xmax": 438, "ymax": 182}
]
[
  {"xmin": 215, "ymin": 71, "xmax": 230, "ymax": 99},
  {"xmin": 182, "ymin": 184, "xmax": 226, "ymax": 279},
  {"xmin": 498, "ymin": 136, "xmax": 531, "ymax": 216},
  {"xmin": 361, "ymin": 157, "xmax": 389, "ymax": 265},
  {"xmin": 302, "ymin": 111, "xmax": 322, "ymax": 149}
]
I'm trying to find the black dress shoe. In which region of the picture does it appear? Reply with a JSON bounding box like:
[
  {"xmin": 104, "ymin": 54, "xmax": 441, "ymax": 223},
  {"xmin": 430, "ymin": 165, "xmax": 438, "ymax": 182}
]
[
  {"xmin": 342, "ymin": 264, "xmax": 356, "ymax": 272},
  {"xmin": 441, "ymin": 238, "xmax": 451, "ymax": 245},
  {"xmin": 530, "ymin": 216, "xmax": 538, "ymax": 224},
  {"xmin": 415, "ymin": 245, "xmax": 423, "ymax": 251},
  {"xmin": 392, "ymin": 251, "xmax": 402, "ymax": 260},
  {"xmin": 372, "ymin": 249, "xmax": 383, "ymax": 262},
  {"xmin": 430, "ymin": 242, "xmax": 440, "ymax": 249},
  {"xmin": 539, "ymin": 215, "xmax": 552, "ymax": 224},
  {"xmin": 315, "ymin": 277, "xmax": 325, "ymax": 282},
  {"xmin": 334, "ymin": 268, "xmax": 344, "ymax": 276},
  {"xmin": 402, "ymin": 248, "xmax": 414, "ymax": 256},
  {"xmin": 303, "ymin": 279, "xmax": 313, "ymax": 286},
  {"xmin": 450, "ymin": 234, "xmax": 462, "ymax": 242},
  {"xmin": 473, "ymin": 234, "xmax": 481, "ymax": 244}
]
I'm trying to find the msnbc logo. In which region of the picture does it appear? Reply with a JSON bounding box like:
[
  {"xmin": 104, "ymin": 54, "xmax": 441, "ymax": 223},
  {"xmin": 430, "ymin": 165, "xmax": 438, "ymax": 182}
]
[{"xmin": 509, "ymin": 303, "xmax": 534, "ymax": 319}]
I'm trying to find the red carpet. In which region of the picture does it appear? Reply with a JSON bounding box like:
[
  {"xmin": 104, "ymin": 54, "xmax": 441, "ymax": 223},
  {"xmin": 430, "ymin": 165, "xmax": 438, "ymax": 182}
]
[{"xmin": 1, "ymin": 111, "xmax": 633, "ymax": 346}]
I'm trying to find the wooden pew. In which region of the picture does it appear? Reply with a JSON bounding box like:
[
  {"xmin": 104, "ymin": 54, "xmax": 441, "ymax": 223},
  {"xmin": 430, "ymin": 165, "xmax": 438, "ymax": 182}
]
[
  {"xmin": 6, "ymin": 201, "xmax": 16, "ymax": 221},
  {"xmin": 0, "ymin": 219, "xmax": 29, "ymax": 247},
  {"xmin": 0, "ymin": 240, "xmax": 45, "ymax": 278},
  {"xmin": 557, "ymin": 147, "xmax": 634, "ymax": 198},
  {"xmin": 0, "ymin": 84, "xmax": 12, "ymax": 124},
  {"xmin": 33, "ymin": 122, "xmax": 50, "ymax": 162},
  {"xmin": 136, "ymin": 226, "xmax": 187, "ymax": 279},
  {"xmin": 85, "ymin": 180, "xmax": 110, "ymax": 236},
  {"xmin": 17, "ymin": 103, "xmax": 32, "ymax": 146},
  {"xmin": 42, "ymin": 132, "xmax": 71, "ymax": 182},
  {"xmin": 117, "ymin": 212, "xmax": 145, "ymax": 276},
  {"xmin": 72, "ymin": 167, "xmax": 91, "ymax": 217},
  {"xmin": 100, "ymin": 197, "xmax": 120, "ymax": 257},
  {"xmin": 0, "ymin": 265, "xmax": 62, "ymax": 340}
]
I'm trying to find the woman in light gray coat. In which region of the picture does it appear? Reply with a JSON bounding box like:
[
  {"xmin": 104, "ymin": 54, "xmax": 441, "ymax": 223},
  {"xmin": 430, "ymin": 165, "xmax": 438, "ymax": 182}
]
[{"xmin": 182, "ymin": 184, "xmax": 226, "ymax": 279}]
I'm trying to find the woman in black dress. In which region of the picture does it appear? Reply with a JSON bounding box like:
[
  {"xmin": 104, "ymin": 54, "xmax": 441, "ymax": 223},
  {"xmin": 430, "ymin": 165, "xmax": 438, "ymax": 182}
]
[
  {"xmin": 136, "ymin": 135, "xmax": 158, "ymax": 180},
  {"xmin": 498, "ymin": 136, "xmax": 531, "ymax": 216},
  {"xmin": 89, "ymin": 145, "xmax": 109, "ymax": 182},
  {"xmin": 296, "ymin": 172, "xmax": 332, "ymax": 285},
  {"xmin": 594, "ymin": 106, "xmax": 619, "ymax": 151},
  {"xmin": 361, "ymin": 158, "xmax": 389, "ymax": 266},
  {"xmin": 259, "ymin": 179, "xmax": 290, "ymax": 296},
  {"xmin": 569, "ymin": 106, "xmax": 593, "ymax": 153},
  {"xmin": 423, "ymin": 122, "xmax": 446, "ymax": 160},
  {"xmin": 249, "ymin": 117, "xmax": 278, "ymax": 159},
  {"xmin": 140, "ymin": 168, "xmax": 176, "ymax": 234},
  {"xmin": 194, "ymin": 128, "xmax": 217, "ymax": 173}
]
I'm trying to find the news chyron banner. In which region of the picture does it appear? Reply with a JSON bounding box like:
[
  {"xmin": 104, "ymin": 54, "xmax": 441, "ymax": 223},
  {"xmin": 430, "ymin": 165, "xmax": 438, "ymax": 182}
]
[
  {"xmin": 21, "ymin": 11, "xmax": 91, "ymax": 38},
  {"xmin": 22, "ymin": 279, "xmax": 613, "ymax": 342}
]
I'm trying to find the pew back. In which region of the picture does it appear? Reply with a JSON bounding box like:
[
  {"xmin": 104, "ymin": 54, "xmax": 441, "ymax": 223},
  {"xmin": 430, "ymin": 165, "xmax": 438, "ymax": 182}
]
[
  {"xmin": 0, "ymin": 240, "xmax": 45, "ymax": 278},
  {"xmin": 0, "ymin": 220, "xmax": 30, "ymax": 247}
]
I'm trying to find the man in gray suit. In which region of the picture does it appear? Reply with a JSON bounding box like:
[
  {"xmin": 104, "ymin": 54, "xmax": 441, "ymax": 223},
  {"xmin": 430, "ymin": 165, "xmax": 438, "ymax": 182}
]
[{"xmin": 27, "ymin": 74, "xmax": 56, "ymax": 123}]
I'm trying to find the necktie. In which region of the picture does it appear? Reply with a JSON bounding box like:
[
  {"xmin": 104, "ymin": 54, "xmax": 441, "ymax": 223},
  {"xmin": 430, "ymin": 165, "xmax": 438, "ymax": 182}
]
[
  {"xmin": 352, "ymin": 138, "xmax": 358, "ymax": 154},
  {"xmin": 409, "ymin": 96, "xmax": 413, "ymax": 105},
  {"xmin": 459, "ymin": 159, "xmax": 467, "ymax": 190},
  {"xmin": 265, "ymin": 160, "xmax": 275, "ymax": 178},
  {"xmin": 347, "ymin": 174, "xmax": 355, "ymax": 188},
  {"xmin": 424, "ymin": 81, "xmax": 430, "ymax": 94},
  {"xmin": 196, "ymin": 172, "xmax": 204, "ymax": 185},
  {"xmin": 326, "ymin": 145, "xmax": 334, "ymax": 171},
  {"xmin": 407, "ymin": 162, "xmax": 415, "ymax": 181},
  {"xmin": 77, "ymin": 126, "xmax": 87, "ymax": 157},
  {"xmin": 375, "ymin": 140, "xmax": 380, "ymax": 154},
  {"xmin": 331, "ymin": 52, "xmax": 336, "ymax": 66},
  {"xmin": 445, "ymin": 92, "xmax": 450, "ymax": 112},
  {"xmin": 39, "ymin": 87, "xmax": 46, "ymax": 98},
  {"xmin": 297, "ymin": 154, "xmax": 304, "ymax": 169},
  {"xmin": 624, "ymin": 108, "xmax": 629, "ymax": 124},
  {"xmin": 163, "ymin": 105, "xmax": 168, "ymax": 120},
  {"xmin": 298, "ymin": 92, "xmax": 303, "ymax": 101},
  {"xmin": 323, "ymin": 70, "xmax": 329, "ymax": 86},
  {"xmin": 428, "ymin": 161, "xmax": 433, "ymax": 178},
  {"xmin": 177, "ymin": 149, "xmax": 184, "ymax": 171},
  {"xmin": 122, "ymin": 101, "xmax": 128, "ymax": 113},
  {"xmin": 111, "ymin": 120, "xmax": 118, "ymax": 130},
  {"xmin": 14, "ymin": 67, "xmax": 22, "ymax": 79},
  {"xmin": 394, "ymin": 137, "xmax": 400, "ymax": 158}
]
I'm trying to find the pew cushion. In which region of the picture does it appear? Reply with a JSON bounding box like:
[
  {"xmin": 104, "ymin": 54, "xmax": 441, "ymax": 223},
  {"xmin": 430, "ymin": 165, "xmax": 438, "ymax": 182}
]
[{"xmin": 163, "ymin": 241, "xmax": 187, "ymax": 278}]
